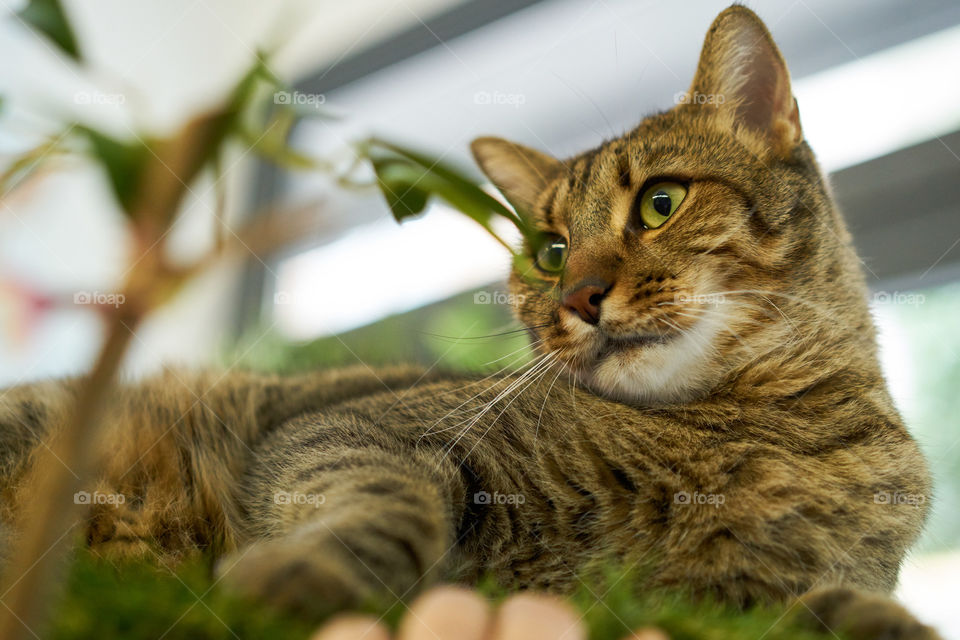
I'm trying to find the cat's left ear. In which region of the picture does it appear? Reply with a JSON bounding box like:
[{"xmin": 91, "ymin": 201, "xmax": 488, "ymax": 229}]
[
  {"xmin": 471, "ymin": 137, "xmax": 561, "ymax": 215},
  {"xmin": 688, "ymin": 6, "xmax": 802, "ymax": 156}
]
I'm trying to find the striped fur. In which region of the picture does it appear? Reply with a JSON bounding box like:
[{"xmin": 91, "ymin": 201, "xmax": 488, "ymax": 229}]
[{"xmin": 0, "ymin": 6, "xmax": 937, "ymax": 637}]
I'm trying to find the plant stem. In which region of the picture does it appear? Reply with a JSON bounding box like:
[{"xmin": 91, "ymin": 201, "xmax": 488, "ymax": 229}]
[{"xmin": 0, "ymin": 307, "xmax": 140, "ymax": 640}]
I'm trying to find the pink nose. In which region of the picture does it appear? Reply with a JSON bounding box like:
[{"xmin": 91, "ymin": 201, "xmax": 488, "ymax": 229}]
[{"xmin": 562, "ymin": 283, "xmax": 609, "ymax": 325}]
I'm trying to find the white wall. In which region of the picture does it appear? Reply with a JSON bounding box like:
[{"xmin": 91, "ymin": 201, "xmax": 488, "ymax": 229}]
[{"xmin": 0, "ymin": 0, "xmax": 462, "ymax": 384}]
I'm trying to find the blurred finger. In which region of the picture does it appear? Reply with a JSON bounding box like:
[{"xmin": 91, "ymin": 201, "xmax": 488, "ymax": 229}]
[
  {"xmin": 488, "ymin": 593, "xmax": 585, "ymax": 640},
  {"xmin": 311, "ymin": 614, "xmax": 391, "ymax": 640},
  {"xmin": 397, "ymin": 585, "xmax": 492, "ymax": 640},
  {"xmin": 621, "ymin": 628, "xmax": 670, "ymax": 640}
]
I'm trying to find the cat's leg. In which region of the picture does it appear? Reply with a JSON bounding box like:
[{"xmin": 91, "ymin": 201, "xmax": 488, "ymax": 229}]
[
  {"xmin": 0, "ymin": 365, "xmax": 434, "ymax": 563},
  {"xmin": 640, "ymin": 437, "xmax": 938, "ymax": 639},
  {"xmin": 218, "ymin": 438, "xmax": 468, "ymax": 617},
  {"xmin": 794, "ymin": 586, "xmax": 940, "ymax": 640}
]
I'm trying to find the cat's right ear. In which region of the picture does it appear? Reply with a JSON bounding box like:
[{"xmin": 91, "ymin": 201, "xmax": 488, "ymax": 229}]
[
  {"xmin": 471, "ymin": 137, "xmax": 561, "ymax": 215},
  {"xmin": 687, "ymin": 6, "xmax": 802, "ymax": 157}
]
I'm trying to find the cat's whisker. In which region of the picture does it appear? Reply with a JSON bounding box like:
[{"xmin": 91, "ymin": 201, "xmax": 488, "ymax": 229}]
[
  {"xmin": 677, "ymin": 289, "xmax": 805, "ymax": 340},
  {"xmin": 418, "ymin": 323, "xmax": 549, "ymax": 343},
  {"xmin": 460, "ymin": 352, "xmax": 559, "ymax": 428},
  {"xmin": 657, "ymin": 297, "xmax": 776, "ymax": 322},
  {"xmin": 705, "ymin": 289, "xmax": 825, "ymax": 315},
  {"xmin": 449, "ymin": 352, "xmax": 560, "ymax": 437},
  {"xmin": 654, "ymin": 315, "xmax": 722, "ymax": 360},
  {"xmin": 433, "ymin": 348, "xmax": 550, "ymax": 407},
  {"xmin": 459, "ymin": 346, "xmax": 552, "ymax": 402},
  {"xmin": 657, "ymin": 316, "xmax": 686, "ymax": 335},
  {"xmin": 419, "ymin": 351, "xmax": 553, "ymax": 441},
  {"xmin": 430, "ymin": 351, "xmax": 558, "ymax": 442},
  {"xmin": 452, "ymin": 353, "xmax": 563, "ymax": 464},
  {"xmin": 670, "ymin": 309, "xmax": 755, "ymax": 354},
  {"xmin": 707, "ymin": 290, "xmax": 803, "ymax": 338},
  {"xmin": 479, "ymin": 338, "xmax": 543, "ymax": 369},
  {"xmin": 423, "ymin": 340, "xmax": 543, "ymax": 406},
  {"xmin": 535, "ymin": 357, "xmax": 568, "ymax": 441}
]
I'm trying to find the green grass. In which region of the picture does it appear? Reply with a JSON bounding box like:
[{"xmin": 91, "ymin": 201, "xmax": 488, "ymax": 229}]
[
  {"xmin": 45, "ymin": 551, "xmax": 831, "ymax": 640},
  {"xmin": 48, "ymin": 551, "xmax": 317, "ymax": 640}
]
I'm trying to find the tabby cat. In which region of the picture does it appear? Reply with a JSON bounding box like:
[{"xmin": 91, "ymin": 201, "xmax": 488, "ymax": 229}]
[{"xmin": 0, "ymin": 6, "xmax": 938, "ymax": 639}]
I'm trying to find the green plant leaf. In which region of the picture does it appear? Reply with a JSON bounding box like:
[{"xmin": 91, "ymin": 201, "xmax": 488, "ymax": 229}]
[
  {"xmin": 366, "ymin": 139, "xmax": 533, "ymax": 253},
  {"xmin": 370, "ymin": 156, "xmax": 431, "ymax": 220},
  {"xmin": 224, "ymin": 57, "xmax": 328, "ymax": 170},
  {"xmin": 0, "ymin": 136, "xmax": 66, "ymax": 198},
  {"xmin": 243, "ymin": 107, "xmax": 318, "ymax": 170},
  {"xmin": 78, "ymin": 58, "xmax": 278, "ymax": 219},
  {"xmin": 229, "ymin": 56, "xmax": 281, "ymax": 135},
  {"xmin": 17, "ymin": 0, "xmax": 80, "ymax": 61},
  {"xmin": 372, "ymin": 138, "xmax": 526, "ymax": 226},
  {"xmin": 77, "ymin": 127, "xmax": 149, "ymax": 215}
]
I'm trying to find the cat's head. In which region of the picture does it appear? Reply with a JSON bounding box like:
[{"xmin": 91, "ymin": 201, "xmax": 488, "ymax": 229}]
[{"xmin": 472, "ymin": 6, "xmax": 875, "ymax": 405}]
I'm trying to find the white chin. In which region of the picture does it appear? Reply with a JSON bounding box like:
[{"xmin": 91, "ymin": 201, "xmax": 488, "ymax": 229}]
[{"xmin": 579, "ymin": 311, "xmax": 726, "ymax": 405}]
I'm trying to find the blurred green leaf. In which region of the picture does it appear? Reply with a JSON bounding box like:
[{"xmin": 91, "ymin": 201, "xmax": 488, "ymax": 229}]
[
  {"xmin": 77, "ymin": 127, "xmax": 148, "ymax": 215},
  {"xmin": 372, "ymin": 138, "xmax": 525, "ymax": 226},
  {"xmin": 230, "ymin": 56, "xmax": 281, "ymax": 134},
  {"xmin": 17, "ymin": 0, "xmax": 80, "ymax": 61},
  {"xmin": 76, "ymin": 57, "xmax": 282, "ymax": 218},
  {"xmin": 0, "ymin": 137, "xmax": 66, "ymax": 198},
  {"xmin": 245, "ymin": 107, "xmax": 318, "ymax": 170},
  {"xmin": 226, "ymin": 57, "xmax": 329, "ymax": 170},
  {"xmin": 370, "ymin": 155, "xmax": 431, "ymax": 220},
  {"xmin": 366, "ymin": 139, "xmax": 531, "ymax": 253}
]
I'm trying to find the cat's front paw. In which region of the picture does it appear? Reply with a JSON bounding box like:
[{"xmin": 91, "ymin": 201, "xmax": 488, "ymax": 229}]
[
  {"xmin": 797, "ymin": 587, "xmax": 941, "ymax": 640},
  {"xmin": 216, "ymin": 537, "xmax": 375, "ymax": 617}
]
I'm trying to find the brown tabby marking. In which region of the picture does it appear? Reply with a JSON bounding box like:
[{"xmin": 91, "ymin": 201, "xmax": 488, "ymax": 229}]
[{"xmin": 0, "ymin": 6, "xmax": 937, "ymax": 639}]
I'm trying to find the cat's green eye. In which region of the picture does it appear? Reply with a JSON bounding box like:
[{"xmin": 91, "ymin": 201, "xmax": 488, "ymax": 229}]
[
  {"xmin": 638, "ymin": 181, "xmax": 687, "ymax": 229},
  {"xmin": 535, "ymin": 235, "xmax": 568, "ymax": 273}
]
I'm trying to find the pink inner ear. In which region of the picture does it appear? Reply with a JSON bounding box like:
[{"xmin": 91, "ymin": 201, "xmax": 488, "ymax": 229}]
[
  {"xmin": 688, "ymin": 7, "xmax": 803, "ymax": 152},
  {"xmin": 729, "ymin": 27, "xmax": 800, "ymax": 145},
  {"xmin": 736, "ymin": 47, "xmax": 777, "ymax": 131}
]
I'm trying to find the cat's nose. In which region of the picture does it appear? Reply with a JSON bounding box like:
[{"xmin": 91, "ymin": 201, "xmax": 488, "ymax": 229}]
[{"xmin": 562, "ymin": 281, "xmax": 610, "ymax": 325}]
